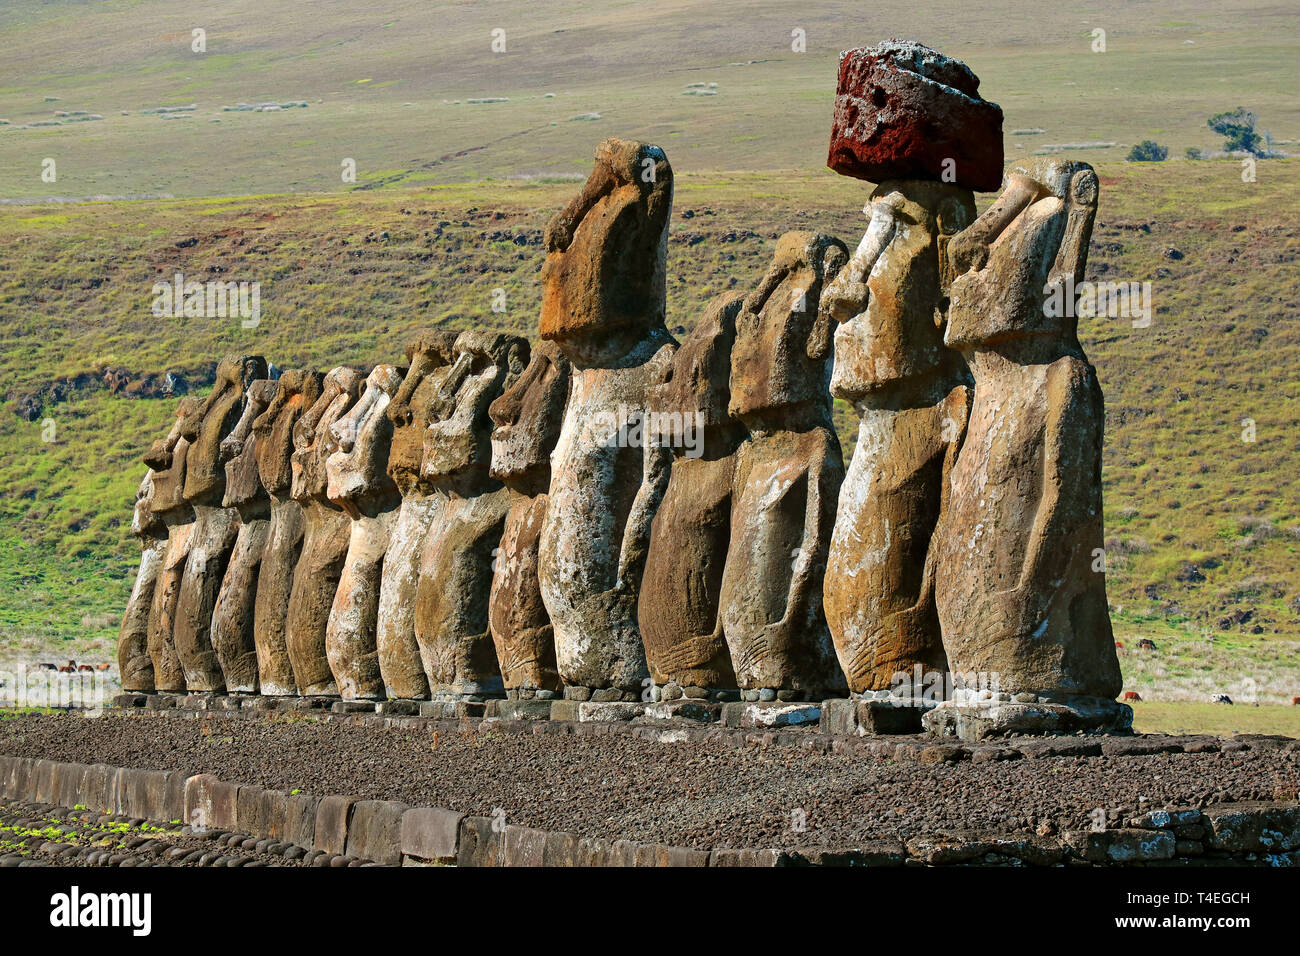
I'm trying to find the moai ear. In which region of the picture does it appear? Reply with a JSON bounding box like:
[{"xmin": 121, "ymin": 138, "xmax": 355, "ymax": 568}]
[
  {"xmin": 1050, "ymin": 167, "xmax": 1099, "ymax": 290},
  {"xmin": 807, "ymin": 241, "xmax": 849, "ymax": 361}
]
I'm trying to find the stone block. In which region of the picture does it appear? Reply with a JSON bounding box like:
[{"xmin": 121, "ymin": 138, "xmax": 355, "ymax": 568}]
[
  {"xmin": 1203, "ymin": 803, "xmax": 1300, "ymax": 854},
  {"xmin": 456, "ymin": 815, "xmax": 504, "ymax": 867},
  {"xmin": 549, "ymin": 700, "xmax": 581, "ymax": 722},
  {"xmin": 400, "ymin": 806, "xmax": 463, "ymax": 864},
  {"xmin": 346, "ymin": 799, "xmax": 410, "ymax": 866},
  {"xmin": 632, "ymin": 843, "xmax": 711, "ymax": 867},
  {"xmin": 498, "ymin": 699, "xmax": 554, "ymax": 721},
  {"xmin": 285, "ymin": 791, "xmax": 321, "ymax": 849},
  {"xmin": 503, "ymin": 825, "xmax": 548, "ymax": 866},
  {"xmin": 640, "ymin": 700, "xmax": 720, "ymax": 723},
  {"xmin": 237, "ymin": 787, "xmax": 289, "ymax": 841},
  {"xmin": 313, "ymin": 794, "xmax": 358, "ymax": 855},
  {"xmin": 51, "ymin": 762, "xmax": 89, "ymax": 809},
  {"xmin": 722, "ymin": 701, "xmax": 821, "ymax": 729},
  {"xmin": 184, "ymin": 773, "xmax": 240, "ymax": 831},
  {"xmin": 857, "ymin": 698, "xmax": 928, "ymax": 735},
  {"xmin": 577, "ymin": 701, "xmax": 643, "ymax": 722},
  {"xmin": 708, "ymin": 847, "xmax": 793, "ymax": 867},
  {"xmin": 1065, "ymin": 828, "xmax": 1175, "ymax": 863}
]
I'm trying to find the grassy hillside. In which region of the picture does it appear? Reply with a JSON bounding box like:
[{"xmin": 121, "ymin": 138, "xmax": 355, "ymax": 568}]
[
  {"xmin": 0, "ymin": 0, "xmax": 1297, "ymax": 199},
  {"xmin": 0, "ymin": 161, "xmax": 1297, "ymax": 717}
]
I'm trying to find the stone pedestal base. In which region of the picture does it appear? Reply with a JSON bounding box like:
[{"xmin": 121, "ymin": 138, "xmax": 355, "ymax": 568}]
[
  {"xmin": 923, "ymin": 694, "xmax": 1133, "ymax": 740},
  {"xmin": 498, "ymin": 699, "xmax": 554, "ymax": 721},
  {"xmin": 561, "ymin": 685, "xmax": 641, "ymax": 703},
  {"xmin": 722, "ymin": 701, "xmax": 822, "ymax": 729},
  {"xmin": 820, "ymin": 696, "xmax": 938, "ymax": 736},
  {"xmin": 375, "ymin": 699, "xmax": 420, "ymax": 716},
  {"xmin": 330, "ymin": 700, "xmax": 377, "ymax": 715},
  {"xmin": 640, "ymin": 700, "xmax": 722, "ymax": 723},
  {"xmin": 418, "ymin": 700, "xmax": 488, "ymax": 719},
  {"xmin": 549, "ymin": 700, "xmax": 645, "ymax": 722}
]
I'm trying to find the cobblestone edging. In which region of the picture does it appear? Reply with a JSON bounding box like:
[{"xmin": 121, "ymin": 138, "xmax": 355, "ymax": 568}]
[{"xmin": 3, "ymin": 752, "xmax": 1299, "ymax": 867}]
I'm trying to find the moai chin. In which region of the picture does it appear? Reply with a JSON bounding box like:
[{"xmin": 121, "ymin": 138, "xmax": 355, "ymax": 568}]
[
  {"xmin": 414, "ymin": 330, "xmax": 527, "ymax": 700},
  {"xmin": 928, "ymin": 156, "xmax": 1127, "ymax": 737},
  {"xmin": 487, "ymin": 339, "xmax": 571, "ymax": 699},
  {"xmin": 377, "ymin": 329, "xmax": 459, "ymax": 700},
  {"xmin": 719, "ymin": 230, "xmax": 850, "ymax": 701},
  {"xmin": 173, "ymin": 354, "xmax": 268, "ymax": 692},
  {"xmin": 284, "ymin": 365, "xmax": 362, "ymax": 696},
  {"xmin": 537, "ymin": 137, "xmax": 678, "ymax": 700},
  {"xmin": 324, "ymin": 363, "xmax": 406, "ymax": 700},
  {"xmin": 250, "ymin": 369, "xmax": 324, "ymax": 696},
  {"xmin": 210, "ymin": 376, "xmax": 278, "ymax": 693},
  {"xmin": 821, "ymin": 180, "xmax": 976, "ymax": 700},
  {"xmin": 144, "ymin": 396, "xmax": 202, "ymax": 692},
  {"xmin": 639, "ymin": 292, "xmax": 746, "ymax": 700},
  {"xmin": 117, "ymin": 468, "xmax": 167, "ymax": 691}
]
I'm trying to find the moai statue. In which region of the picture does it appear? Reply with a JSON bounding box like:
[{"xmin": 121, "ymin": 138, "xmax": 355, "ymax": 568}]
[
  {"xmin": 928, "ymin": 156, "xmax": 1127, "ymax": 737},
  {"xmin": 638, "ymin": 293, "xmax": 746, "ymax": 707},
  {"xmin": 487, "ymin": 339, "xmax": 571, "ymax": 702},
  {"xmin": 377, "ymin": 330, "xmax": 459, "ymax": 701},
  {"xmin": 537, "ymin": 137, "xmax": 677, "ymax": 703},
  {"xmin": 285, "ymin": 366, "xmax": 362, "ymax": 696},
  {"xmin": 251, "ymin": 370, "xmax": 324, "ymax": 696},
  {"xmin": 117, "ymin": 469, "xmax": 167, "ymax": 691},
  {"xmin": 720, "ymin": 231, "xmax": 849, "ymax": 703},
  {"xmin": 172, "ymin": 355, "xmax": 268, "ymax": 692},
  {"xmin": 209, "ymin": 377, "xmax": 278, "ymax": 693},
  {"xmin": 820, "ymin": 39, "xmax": 1001, "ymax": 726},
  {"xmin": 144, "ymin": 397, "xmax": 203, "ymax": 692},
  {"xmin": 414, "ymin": 330, "xmax": 527, "ymax": 701},
  {"xmin": 820, "ymin": 182, "xmax": 975, "ymax": 706},
  {"xmin": 324, "ymin": 363, "xmax": 406, "ymax": 699}
]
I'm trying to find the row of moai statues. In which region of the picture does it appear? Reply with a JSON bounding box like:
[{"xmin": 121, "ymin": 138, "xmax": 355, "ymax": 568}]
[{"xmin": 118, "ymin": 41, "xmax": 1126, "ymax": 735}]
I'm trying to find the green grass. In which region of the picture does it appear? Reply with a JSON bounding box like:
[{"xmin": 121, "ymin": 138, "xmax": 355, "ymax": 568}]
[{"xmin": 1130, "ymin": 701, "xmax": 1300, "ymax": 737}]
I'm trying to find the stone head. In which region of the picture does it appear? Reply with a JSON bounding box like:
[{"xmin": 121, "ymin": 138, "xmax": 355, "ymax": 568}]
[
  {"xmin": 182, "ymin": 354, "xmax": 268, "ymax": 505},
  {"xmin": 221, "ymin": 378, "xmax": 278, "ymax": 509},
  {"xmin": 539, "ymin": 137, "xmax": 673, "ymax": 364},
  {"xmin": 326, "ymin": 363, "xmax": 406, "ymax": 513},
  {"xmin": 421, "ymin": 330, "xmax": 528, "ymax": 486},
  {"xmin": 488, "ymin": 338, "xmax": 571, "ymax": 489},
  {"xmin": 946, "ymin": 157, "xmax": 1099, "ymax": 352},
  {"xmin": 290, "ymin": 366, "xmax": 362, "ymax": 503},
  {"xmin": 130, "ymin": 470, "xmax": 165, "ymax": 538},
  {"xmin": 253, "ymin": 369, "xmax": 324, "ymax": 497},
  {"xmin": 144, "ymin": 396, "xmax": 204, "ymax": 516},
  {"xmin": 387, "ymin": 329, "xmax": 460, "ymax": 494},
  {"xmin": 826, "ymin": 180, "xmax": 975, "ymax": 400},
  {"xmin": 649, "ymin": 291, "xmax": 744, "ymax": 455},
  {"xmin": 729, "ymin": 231, "xmax": 849, "ymax": 421}
]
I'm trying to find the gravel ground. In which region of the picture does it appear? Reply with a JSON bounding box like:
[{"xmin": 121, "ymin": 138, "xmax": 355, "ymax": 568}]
[
  {"xmin": 2, "ymin": 713, "xmax": 1297, "ymax": 850},
  {"xmin": 0, "ymin": 798, "xmax": 322, "ymax": 867}
]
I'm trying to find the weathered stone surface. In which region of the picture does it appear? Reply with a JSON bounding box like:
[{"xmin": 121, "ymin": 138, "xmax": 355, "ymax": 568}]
[
  {"xmin": 822, "ymin": 180, "xmax": 976, "ymax": 694},
  {"xmin": 538, "ymin": 137, "xmax": 677, "ymax": 695},
  {"xmin": 399, "ymin": 806, "xmax": 463, "ymax": 864},
  {"xmin": 722, "ymin": 701, "xmax": 822, "ymax": 729},
  {"xmin": 415, "ymin": 331, "xmax": 526, "ymax": 698},
  {"xmin": 378, "ymin": 330, "xmax": 459, "ymax": 700},
  {"xmin": 252, "ymin": 370, "xmax": 324, "ymax": 696},
  {"xmin": 827, "ymin": 39, "xmax": 1003, "ymax": 191},
  {"xmin": 640, "ymin": 293, "xmax": 744, "ymax": 691},
  {"xmin": 345, "ymin": 799, "xmax": 411, "ymax": 865},
  {"xmin": 934, "ymin": 158, "xmax": 1123, "ymax": 709},
  {"xmin": 1203, "ymin": 802, "xmax": 1300, "ymax": 853},
  {"xmin": 313, "ymin": 794, "xmax": 358, "ymax": 855},
  {"xmin": 145, "ymin": 397, "xmax": 203, "ymax": 692},
  {"xmin": 236, "ymin": 787, "xmax": 288, "ymax": 842},
  {"xmin": 456, "ymin": 815, "xmax": 504, "ymax": 867},
  {"xmin": 286, "ymin": 367, "xmax": 362, "ymax": 695},
  {"xmin": 118, "ymin": 470, "xmax": 166, "ymax": 691},
  {"xmin": 857, "ymin": 698, "xmax": 929, "ymax": 735},
  {"xmin": 488, "ymin": 340, "xmax": 569, "ymax": 696},
  {"xmin": 1065, "ymin": 828, "xmax": 1175, "ymax": 863},
  {"xmin": 641, "ymin": 699, "xmax": 721, "ymax": 723},
  {"xmin": 184, "ymin": 773, "xmax": 239, "ymax": 831},
  {"xmin": 172, "ymin": 356, "xmax": 267, "ymax": 691},
  {"xmin": 923, "ymin": 695, "xmax": 1131, "ymax": 740},
  {"xmin": 211, "ymin": 377, "xmax": 277, "ymax": 693},
  {"xmin": 720, "ymin": 231, "xmax": 849, "ymax": 699},
  {"xmin": 325, "ymin": 364, "xmax": 405, "ymax": 699},
  {"xmin": 285, "ymin": 791, "xmax": 321, "ymax": 849}
]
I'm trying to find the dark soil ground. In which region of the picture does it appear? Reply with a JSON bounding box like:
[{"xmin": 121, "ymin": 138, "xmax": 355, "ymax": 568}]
[{"xmin": 2, "ymin": 713, "xmax": 1297, "ymax": 850}]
